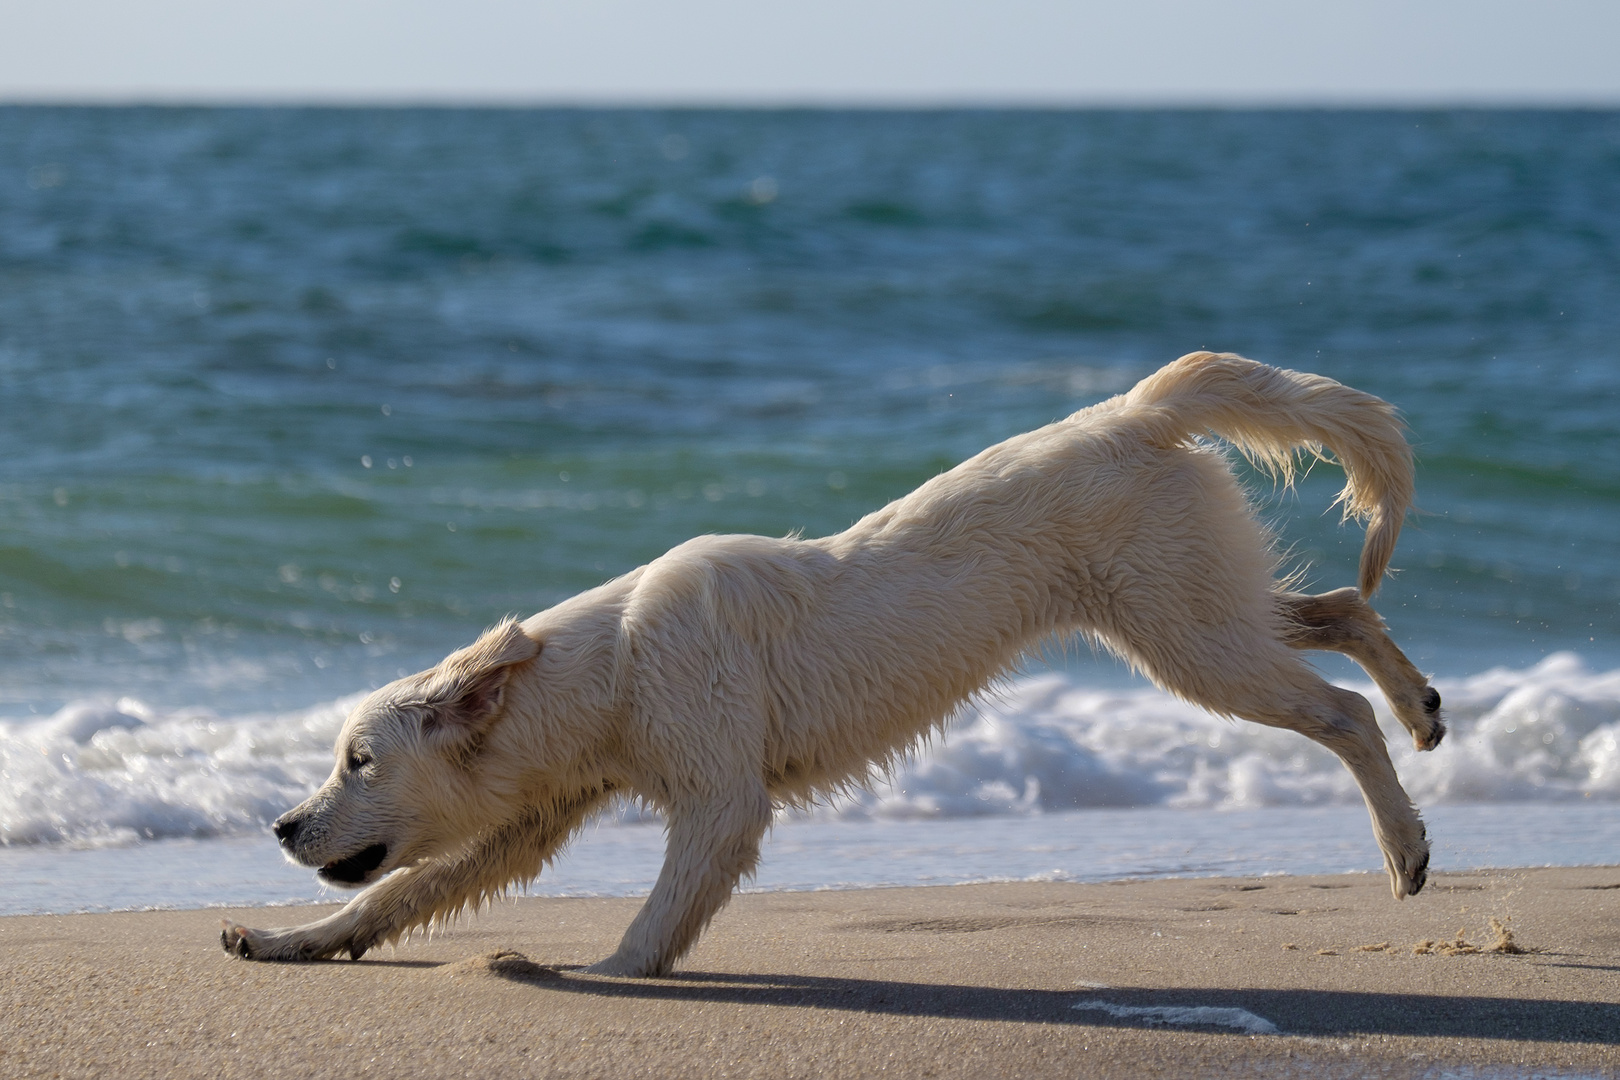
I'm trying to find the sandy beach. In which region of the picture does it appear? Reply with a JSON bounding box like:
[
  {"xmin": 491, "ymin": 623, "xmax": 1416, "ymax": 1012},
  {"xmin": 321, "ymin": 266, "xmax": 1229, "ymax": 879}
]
[{"xmin": 3, "ymin": 867, "xmax": 1617, "ymax": 1079}]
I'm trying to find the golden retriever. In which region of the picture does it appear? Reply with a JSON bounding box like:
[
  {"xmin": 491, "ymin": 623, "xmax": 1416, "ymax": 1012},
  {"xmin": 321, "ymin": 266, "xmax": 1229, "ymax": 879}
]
[{"xmin": 221, "ymin": 352, "xmax": 1443, "ymax": 976}]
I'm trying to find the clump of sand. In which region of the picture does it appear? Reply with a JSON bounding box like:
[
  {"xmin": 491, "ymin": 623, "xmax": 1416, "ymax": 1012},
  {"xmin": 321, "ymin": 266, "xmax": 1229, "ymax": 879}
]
[
  {"xmin": 1485, "ymin": 916, "xmax": 1526, "ymax": 954},
  {"xmin": 1410, "ymin": 917, "xmax": 1526, "ymax": 956},
  {"xmin": 1412, "ymin": 930, "xmax": 1476, "ymax": 955},
  {"xmin": 444, "ymin": 949, "xmax": 560, "ymax": 981}
]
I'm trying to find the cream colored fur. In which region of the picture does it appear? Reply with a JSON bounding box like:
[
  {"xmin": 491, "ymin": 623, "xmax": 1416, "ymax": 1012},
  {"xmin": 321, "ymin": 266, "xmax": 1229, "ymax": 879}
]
[{"xmin": 222, "ymin": 352, "xmax": 1445, "ymax": 977}]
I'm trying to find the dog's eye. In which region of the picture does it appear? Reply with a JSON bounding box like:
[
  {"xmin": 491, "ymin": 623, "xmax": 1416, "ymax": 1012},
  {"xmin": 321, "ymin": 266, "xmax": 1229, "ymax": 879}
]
[{"xmin": 346, "ymin": 749, "xmax": 372, "ymax": 773}]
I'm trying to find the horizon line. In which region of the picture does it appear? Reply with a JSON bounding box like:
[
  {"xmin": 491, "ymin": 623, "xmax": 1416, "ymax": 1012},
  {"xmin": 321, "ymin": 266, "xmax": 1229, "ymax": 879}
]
[{"xmin": 4, "ymin": 92, "xmax": 1620, "ymax": 111}]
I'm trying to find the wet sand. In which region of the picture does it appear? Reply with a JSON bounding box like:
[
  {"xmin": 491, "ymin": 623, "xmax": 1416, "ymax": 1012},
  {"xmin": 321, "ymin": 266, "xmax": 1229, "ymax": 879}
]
[{"xmin": 3, "ymin": 867, "xmax": 1618, "ymax": 1078}]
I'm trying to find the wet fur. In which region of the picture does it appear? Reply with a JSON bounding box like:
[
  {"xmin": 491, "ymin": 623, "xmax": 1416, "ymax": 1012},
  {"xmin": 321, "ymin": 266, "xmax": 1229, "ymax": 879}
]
[{"xmin": 222, "ymin": 352, "xmax": 1443, "ymax": 976}]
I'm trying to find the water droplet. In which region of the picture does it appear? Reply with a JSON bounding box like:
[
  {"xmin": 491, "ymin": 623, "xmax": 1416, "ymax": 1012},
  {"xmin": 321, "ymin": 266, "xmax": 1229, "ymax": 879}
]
[
  {"xmin": 747, "ymin": 176, "xmax": 778, "ymax": 204},
  {"xmin": 27, "ymin": 163, "xmax": 64, "ymax": 189}
]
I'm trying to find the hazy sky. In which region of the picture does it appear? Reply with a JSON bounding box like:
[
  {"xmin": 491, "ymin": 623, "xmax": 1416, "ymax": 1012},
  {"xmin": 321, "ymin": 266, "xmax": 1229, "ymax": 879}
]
[{"xmin": 3, "ymin": 0, "xmax": 1618, "ymax": 105}]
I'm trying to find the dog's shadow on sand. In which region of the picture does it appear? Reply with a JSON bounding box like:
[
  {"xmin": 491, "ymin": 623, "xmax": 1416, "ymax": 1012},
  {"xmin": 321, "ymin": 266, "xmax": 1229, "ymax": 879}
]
[{"xmin": 440, "ymin": 951, "xmax": 1620, "ymax": 1044}]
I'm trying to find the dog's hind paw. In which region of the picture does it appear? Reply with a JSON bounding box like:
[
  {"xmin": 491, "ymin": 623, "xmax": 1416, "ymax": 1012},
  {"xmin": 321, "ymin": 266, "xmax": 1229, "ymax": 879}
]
[
  {"xmin": 1411, "ymin": 687, "xmax": 1446, "ymax": 751},
  {"xmin": 1408, "ymin": 848, "xmax": 1430, "ymax": 896},
  {"xmin": 1384, "ymin": 830, "xmax": 1430, "ymax": 899}
]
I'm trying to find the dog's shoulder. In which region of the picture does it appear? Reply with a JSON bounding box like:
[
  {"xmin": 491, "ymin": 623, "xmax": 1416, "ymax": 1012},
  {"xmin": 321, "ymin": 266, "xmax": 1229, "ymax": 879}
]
[{"xmin": 625, "ymin": 533, "xmax": 835, "ymax": 639}]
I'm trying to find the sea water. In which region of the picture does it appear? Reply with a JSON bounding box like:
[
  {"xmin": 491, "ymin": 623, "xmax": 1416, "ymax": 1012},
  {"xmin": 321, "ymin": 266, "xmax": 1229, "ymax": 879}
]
[{"xmin": 2, "ymin": 107, "xmax": 1618, "ymax": 912}]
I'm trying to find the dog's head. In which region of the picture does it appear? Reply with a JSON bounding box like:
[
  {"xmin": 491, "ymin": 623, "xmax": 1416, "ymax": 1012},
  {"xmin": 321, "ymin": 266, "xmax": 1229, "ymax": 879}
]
[{"xmin": 272, "ymin": 620, "xmax": 540, "ymax": 888}]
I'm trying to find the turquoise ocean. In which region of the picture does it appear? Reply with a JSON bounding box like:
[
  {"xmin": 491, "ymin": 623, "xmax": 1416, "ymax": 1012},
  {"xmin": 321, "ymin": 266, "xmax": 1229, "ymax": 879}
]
[{"xmin": 2, "ymin": 108, "xmax": 1619, "ymax": 913}]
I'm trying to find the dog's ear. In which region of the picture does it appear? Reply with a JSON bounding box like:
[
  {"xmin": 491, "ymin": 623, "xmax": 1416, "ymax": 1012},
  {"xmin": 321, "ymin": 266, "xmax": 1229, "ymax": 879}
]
[{"xmin": 419, "ymin": 620, "xmax": 540, "ymax": 739}]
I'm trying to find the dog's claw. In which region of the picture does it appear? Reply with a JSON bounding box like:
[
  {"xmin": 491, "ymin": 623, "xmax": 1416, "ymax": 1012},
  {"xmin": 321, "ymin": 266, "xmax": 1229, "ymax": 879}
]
[
  {"xmin": 1412, "ymin": 687, "xmax": 1446, "ymax": 751},
  {"xmin": 1409, "ymin": 849, "xmax": 1429, "ymax": 896},
  {"xmin": 1414, "ymin": 723, "xmax": 1446, "ymax": 752},
  {"xmin": 220, "ymin": 919, "xmax": 254, "ymax": 960}
]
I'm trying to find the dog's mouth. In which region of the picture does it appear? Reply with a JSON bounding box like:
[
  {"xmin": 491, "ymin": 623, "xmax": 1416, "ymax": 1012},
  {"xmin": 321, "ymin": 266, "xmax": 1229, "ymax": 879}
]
[{"xmin": 318, "ymin": 843, "xmax": 389, "ymax": 886}]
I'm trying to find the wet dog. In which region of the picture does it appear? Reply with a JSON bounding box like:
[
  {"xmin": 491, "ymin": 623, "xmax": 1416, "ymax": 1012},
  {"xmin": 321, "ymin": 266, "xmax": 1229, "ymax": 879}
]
[{"xmin": 222, "ymin": 352, "xmax": 1443, "ymax": 976}]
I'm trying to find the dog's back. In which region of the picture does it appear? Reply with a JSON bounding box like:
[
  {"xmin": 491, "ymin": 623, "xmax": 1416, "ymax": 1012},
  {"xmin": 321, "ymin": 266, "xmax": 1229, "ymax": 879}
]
[{"xmin": 614, "ymin": 353, "xmax": 1411, "ymax": 804}]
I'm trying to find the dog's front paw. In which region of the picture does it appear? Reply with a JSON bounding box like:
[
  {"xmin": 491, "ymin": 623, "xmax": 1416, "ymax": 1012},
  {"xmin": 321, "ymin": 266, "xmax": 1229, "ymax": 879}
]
[
  {"xmin": 583, "ymin": 952, "xmax": 663, "ymax": 978},
  {"xmin": 221, "ymin": 919, "xmax": 266, "ymax": 960},
  {"xmin": 219, "ymin": 918, "xmax": 367, "ymax": 962}
]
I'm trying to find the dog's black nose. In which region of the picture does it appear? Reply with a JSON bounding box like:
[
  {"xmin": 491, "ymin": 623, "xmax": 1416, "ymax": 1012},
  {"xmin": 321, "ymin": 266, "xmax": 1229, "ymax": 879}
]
[{"xmin": 272, "ymin": 816, "xmax": 301, "ymax": 848}]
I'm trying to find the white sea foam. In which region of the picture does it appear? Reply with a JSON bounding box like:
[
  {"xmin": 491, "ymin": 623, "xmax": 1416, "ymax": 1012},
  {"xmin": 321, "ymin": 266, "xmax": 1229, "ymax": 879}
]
[
  {"xmin": 0, "ymin": 695, "xmax": 363, "ymax": 847},
  {"xmin": 4, "ymin": 653, "xmax": 1619, "ymax": 847},
  {"xmin": 1070, "ymin": 999, "xmax": 1281, "ymax": 1035},
  {"xmin": 829, "ymin": 651, "xmax": 1620, "ymax": 819}
]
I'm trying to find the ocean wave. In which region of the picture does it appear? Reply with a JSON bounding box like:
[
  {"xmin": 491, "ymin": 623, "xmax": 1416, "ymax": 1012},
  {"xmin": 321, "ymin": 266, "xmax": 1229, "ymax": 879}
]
[
  {"xmin": 0, "ymin": 695, "xmax": 363, "ymax": 847},
  {"xmin": 4, "ymin": 653, "xmax": 1619, "ymax": 847}
]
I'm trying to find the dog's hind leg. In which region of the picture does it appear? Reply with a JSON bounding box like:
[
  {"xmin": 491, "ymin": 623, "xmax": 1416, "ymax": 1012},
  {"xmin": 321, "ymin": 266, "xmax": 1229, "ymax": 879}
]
[
  {"xmin": 223, "ymin": 790, "xmax": 607, "ymax": 962},
  {"xmin": 1280, "ymin": 587, "xmax": 1445, "ymax": 751},
  {"xmin": 1088, "ymin": 449, "xmax": 1428, "ymax": 899},
  {"xmin": 1114, "ymin": 607, "xmax": 1429, "ymax": 899},
  {"xmin": 586, "ymin": 780, "xmax": 773, "ymax": 978},
  {"xmin": 1238, "ymin": 673, "xmax": 1431, "ymax": 899}
]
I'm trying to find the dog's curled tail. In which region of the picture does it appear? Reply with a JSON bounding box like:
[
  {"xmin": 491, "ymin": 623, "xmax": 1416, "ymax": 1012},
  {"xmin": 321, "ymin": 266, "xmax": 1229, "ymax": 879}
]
[{"xmin": 1124, "ymin": 351, "xmax": 1413, "ymax": 598}]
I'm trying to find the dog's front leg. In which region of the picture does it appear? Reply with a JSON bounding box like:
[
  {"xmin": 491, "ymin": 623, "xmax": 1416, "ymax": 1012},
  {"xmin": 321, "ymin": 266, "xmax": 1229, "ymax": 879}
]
[
  {"xmin": 586, "ymin": 783, "xmax": 772, "ymax": 978},
  {"xmin": 222, "ymin": 792, "xmax": 606, "ymax": 961}
]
